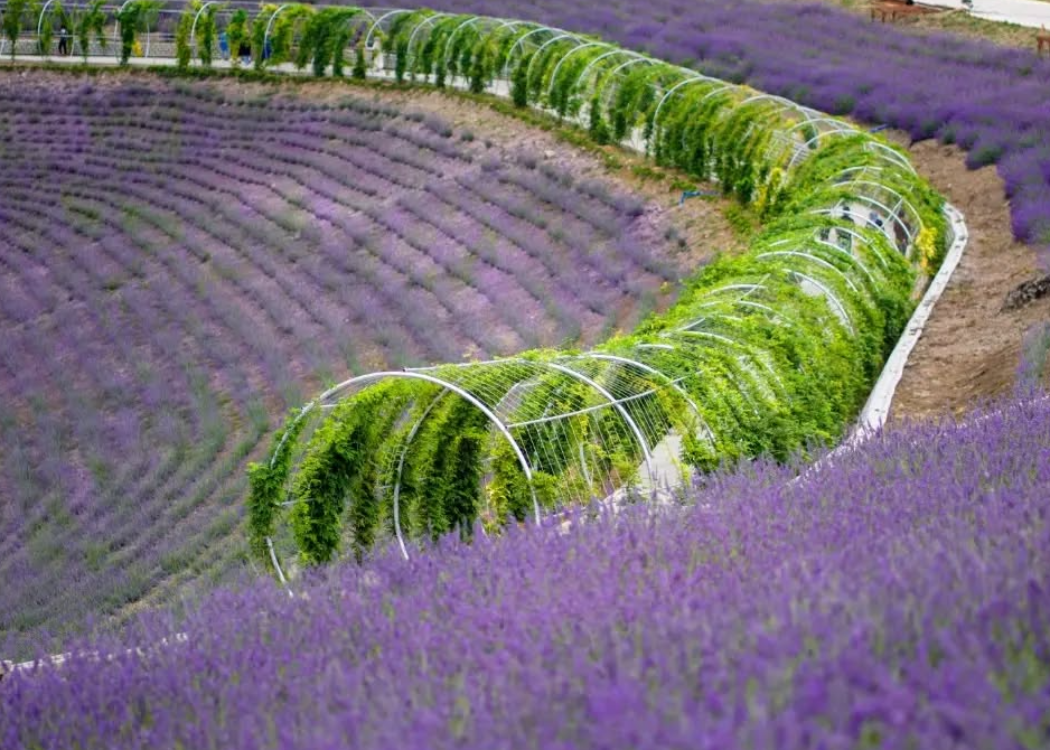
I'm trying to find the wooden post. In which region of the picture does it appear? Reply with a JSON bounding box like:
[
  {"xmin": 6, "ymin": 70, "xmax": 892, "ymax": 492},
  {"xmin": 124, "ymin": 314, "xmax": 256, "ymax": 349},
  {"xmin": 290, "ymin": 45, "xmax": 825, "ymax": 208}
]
[{"xmin": 1038, "ymin": 26, "xmax": 1050, "ymax": 57}]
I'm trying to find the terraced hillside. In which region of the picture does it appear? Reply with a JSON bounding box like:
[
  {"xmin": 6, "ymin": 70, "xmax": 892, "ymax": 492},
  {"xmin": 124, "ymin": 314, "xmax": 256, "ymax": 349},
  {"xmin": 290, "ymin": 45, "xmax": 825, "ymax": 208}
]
[{"xmin": 0, "ymin": 73, "xmax": 708, "ymax": 651}]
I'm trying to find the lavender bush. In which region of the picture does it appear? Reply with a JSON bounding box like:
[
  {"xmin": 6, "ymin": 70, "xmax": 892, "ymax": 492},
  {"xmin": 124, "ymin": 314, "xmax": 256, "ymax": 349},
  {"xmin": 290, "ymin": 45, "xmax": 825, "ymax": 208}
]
[
  {"xmin": 4, "ymin": 393, "xmax": 1049, "ymax": 748},
  {"xmin": 0, "ymin": 75, "xmax": 686, "ymax": 656}
]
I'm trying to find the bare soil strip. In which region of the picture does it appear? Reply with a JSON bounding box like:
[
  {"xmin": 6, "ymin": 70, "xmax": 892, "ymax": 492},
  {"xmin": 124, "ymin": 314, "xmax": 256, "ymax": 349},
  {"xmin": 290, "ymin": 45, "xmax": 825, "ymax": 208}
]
[{"xmin": 886, "ymin": 134, "xmax": 1050, "ymax": 421}]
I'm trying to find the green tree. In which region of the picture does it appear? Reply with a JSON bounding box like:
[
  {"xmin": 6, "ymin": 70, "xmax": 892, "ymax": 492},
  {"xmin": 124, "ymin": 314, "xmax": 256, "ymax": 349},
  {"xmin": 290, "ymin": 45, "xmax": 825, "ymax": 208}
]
[
  {"xmin": 116, "ymin": 0, "xmax": 159, "ymax": 66},
  {"xmin": 2, "ymin": 0, "xmax": 30, "ymax": 60},
  {"xmin": 351, "ymin": 38, "xmax": 367, "ymax": 79},
  {"xmin": 36, "ymin": 0, "xmax": 59, "ymax": 56},
  {"xmin": 249, "ymin": 3, "xmax": 276, "ymax": 71},
  {"xmin": 195, "ymin": 1, "xmax": 219, "ymax": 68},
  {"xmin": 174, "ymin": 7, "xmax": 192, "ymax": 69},
  {"xmin": 226, "ymin": 8, "xmax": 248, "ymax": 68},
  {"xmin": 74, "ymin": 0, "xmax": 106, "ymax": 62}
]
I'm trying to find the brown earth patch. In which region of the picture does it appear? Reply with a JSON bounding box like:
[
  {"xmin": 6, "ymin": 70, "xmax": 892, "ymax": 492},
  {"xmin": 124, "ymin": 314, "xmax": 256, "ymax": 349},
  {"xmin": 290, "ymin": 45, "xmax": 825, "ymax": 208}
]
[{"xmin": 884, "ymin": 132, "xmax": 1050, "ymax": 421}]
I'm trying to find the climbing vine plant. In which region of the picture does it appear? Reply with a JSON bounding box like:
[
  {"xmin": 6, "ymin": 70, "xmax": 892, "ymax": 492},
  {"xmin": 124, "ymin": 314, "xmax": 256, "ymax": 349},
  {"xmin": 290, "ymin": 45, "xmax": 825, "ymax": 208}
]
[{"xmin": 218, "ymin": 5, "xmax": 953, "ymax": 574}]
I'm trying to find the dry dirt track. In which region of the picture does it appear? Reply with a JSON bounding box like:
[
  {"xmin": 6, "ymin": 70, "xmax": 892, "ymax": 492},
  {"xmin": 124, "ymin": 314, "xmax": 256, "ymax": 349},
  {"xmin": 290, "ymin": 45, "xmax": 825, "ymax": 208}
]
[{"xmin": 887, "ymin": 134, "xmax": 1050, "ymax": 422}]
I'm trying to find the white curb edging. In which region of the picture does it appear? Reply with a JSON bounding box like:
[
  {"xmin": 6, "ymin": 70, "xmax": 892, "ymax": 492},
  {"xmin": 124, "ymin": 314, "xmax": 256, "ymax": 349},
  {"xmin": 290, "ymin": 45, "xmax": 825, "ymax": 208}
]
[{"xmin": 854, "ymin": 202, "xmax": 969, "ymax": 439}]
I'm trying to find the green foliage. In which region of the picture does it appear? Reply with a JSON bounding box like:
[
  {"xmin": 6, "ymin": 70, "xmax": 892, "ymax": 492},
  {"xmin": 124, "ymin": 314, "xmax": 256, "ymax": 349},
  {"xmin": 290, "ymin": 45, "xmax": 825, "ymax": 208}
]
[
  {"xmin": 249, "ymin": 4, "xmax": 275, "ymax": 71},
  {"xmin": 2, "ymin": 0, "xmax": 29, "ymax": 59},
  {"xmin": 296, "ymin": 7, "xmax": 359, "ymax": 77},
  {"xmin": 352, "ymin": 39, "xmax": 367, "ymax": 80},
  {"xmin": 396, "ymin": 396, "xmax": 490, "ymax": 542},
  {"xmin": 290, "ymin": 382, "xmax": 413, "ymax": 564},
  {"xmin": 174, "ymin": 9, "xmax": 192, "ymax": 70},
  {"xmin": 548, "ymin": 45, "xmax": 606, "ymax": 119},
  {"xmin": 226, "ymin": 9, "xmax": 249, "ymax": 70},
  {"xmin": 194, "ymin": 1, "xmax": 217, "ymax": 69},
  {"xmin": 468, "ymin": 34, "xmax": 497, "ymax": 94},
  {"xmin": 588, "ymin": 93, "xmax": 611, "ymax": 144},
  {"xmin": 246, "ymin": 407, "xmax": 311, "ymax": 568},
  {"xmin": 609, "ymin": 63, "xmax": 660, "ymax": 142},
  {"xmin": 116, "ymin": 0, "xmax": 159, "ymax": 67},
  {"xmin": 74, "ymin": 0, "xmax": 106, "ymax": 62},
  {"xmin": 511, "ymin": 52, "xmax": 531, "ymax": 107},
  {"xmin": 269, "ymin": 4, "xmax": 312, "ymax": 68},
  {"xmin": 37, "ymin": 0, "xmax": 58, "ymax": 56}
]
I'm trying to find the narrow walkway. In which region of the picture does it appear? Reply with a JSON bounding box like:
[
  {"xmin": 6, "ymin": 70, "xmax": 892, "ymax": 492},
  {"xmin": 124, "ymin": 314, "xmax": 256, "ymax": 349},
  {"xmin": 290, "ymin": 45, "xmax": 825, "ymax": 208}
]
[{"xmin": 933, "ymin": 0, "xmax": 1050, "ymax": 29}]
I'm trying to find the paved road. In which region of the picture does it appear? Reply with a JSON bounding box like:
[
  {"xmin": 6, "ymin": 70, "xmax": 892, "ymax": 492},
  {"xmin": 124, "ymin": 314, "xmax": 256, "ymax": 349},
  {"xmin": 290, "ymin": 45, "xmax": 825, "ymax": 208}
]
[{"xmin": 934, "ymin": 0, "xmax": 1050, "ymax": 29}]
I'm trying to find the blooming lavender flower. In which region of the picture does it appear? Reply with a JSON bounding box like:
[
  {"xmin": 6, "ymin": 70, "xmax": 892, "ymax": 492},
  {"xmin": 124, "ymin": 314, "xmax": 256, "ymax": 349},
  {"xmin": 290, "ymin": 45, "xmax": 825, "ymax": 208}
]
[
  {"xmin": 4, "ymin": 395, "xmax": 1050, "ymax": 749},
  {"xmin": 0, "ymin": 74, "xmax": 681, "ymax": 655}
]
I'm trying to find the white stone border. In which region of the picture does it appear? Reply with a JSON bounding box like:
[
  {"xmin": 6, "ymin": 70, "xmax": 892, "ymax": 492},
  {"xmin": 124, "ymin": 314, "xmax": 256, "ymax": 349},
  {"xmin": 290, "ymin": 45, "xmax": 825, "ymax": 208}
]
[{"xmin": 853, "ymin": 202, "xmax": 969, "ymax": 439}]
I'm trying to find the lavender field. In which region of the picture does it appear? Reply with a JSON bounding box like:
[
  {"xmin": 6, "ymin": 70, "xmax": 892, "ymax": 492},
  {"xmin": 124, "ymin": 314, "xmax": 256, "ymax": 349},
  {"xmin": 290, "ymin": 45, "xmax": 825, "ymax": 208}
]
[
  {"xmin": 0, "ymin": 74, "xmax": 690, "ymax": 653},
  {"xmin": 3, "ymin": 394, "xmax": 1049, "ymax": 748},
  {"xmin": 406, "ymin": 0, "xmax": 1050, "ymax": 267},
  {"xmin": 3, "ymin": 0, "xmax": 1049, "ymax": 742}
]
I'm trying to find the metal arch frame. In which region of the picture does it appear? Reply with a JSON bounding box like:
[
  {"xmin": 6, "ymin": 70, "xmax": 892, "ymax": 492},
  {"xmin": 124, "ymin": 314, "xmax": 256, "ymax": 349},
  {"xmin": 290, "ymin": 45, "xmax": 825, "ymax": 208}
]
[
  {"xmin": 440, "ymin": 15, "xmax": 480, "ymax": 74},
  {"xmin": 113, "ymin": 0, "xmax": 133, "ymax": 48},
  {"xmin": 575, "ymin": 48, "xmax": 641, "ymax": 97},
  {"xmin": 113, "ymin": 0, "xmax": 133, "ymax": 54},
  {"xmin": 329, "ymin": 8, "xmax": 377, "ymax": 70},
  {"xmin": 681, "ymin": 300, "xmax": 803, "ymax": 341},
  {"xmin": 788, "ymin": 118, "xmax": 856, "ymax": 147},
  {"xmin": 809, "ymin": 193, "xmax": 907, "ymax": 252},
  {"xmin": 403, "ymin": 11, "xmax": 448, "ymax": 74},
  {"xmin": 544, "ymin": 40, "xmax": 611, "ymax": 100},
  {"xmin": 839, "ymin": 178, "xmax": 923, "ymax": 240},
  {"xmin": 411, "ymin": 357, "xmax": 657, "ymax": 488},
  {"xmin": 607, "ymin": 56, "xmax": 653, "ymax": 78},
  {"xmin": 783, "ymin": 116, "xmax": 856, "ymax": 153},
  {"xmin": 835, "ymin": 166, "xmax": 925, "ymax": 234},
  {"xmin": 268, "ymin": 402, "xmax": 317, "ymax": 472},
  {"xmin": 582, "ymin": 351, "xmax": 715, "ymax": 443},
  {"xmin": 35, "ymin": 0, "xmax": 66, "ymax": 52},
  {"xmin": 787, "ymin": 270, "xmax": 855, "ymax": 333},
  {"xmin": 661, "ymin": 81, "xmax": 737, "ymax": 155},
  {"xmin": 676, "ymin": 282, "xmax": 764, "ymax": 330},
  {"xmin": 865, "ymin": 140, "xmax": 917, "ymax": 175},
  {"xmin": 768, "ymin": 233, "xmax": 879, "ymax": 287},
  {"xmin": 738, "ymin": 92, "xmax": 822, "ymax": 124},
  {"xmin": 364, "ymin": 8, "xmax": 412, "ymax": 49},
  {"xmin": 831, "ymin": 188, "xmax": 916, "ymax": 244},
  {"xmin": 809, "ymin": 238, "xmax": 879, "ymax": 287},
  {"xmin": 757, "ymin": 250, "xmax": 861, "ymax": 296},
  {"xmin": 684, "ymin": 327, "xmax": 785, "ymax": 394},
  {"xmin": 834, "ymin": 224, "xmax": 894, "ymax": 268},
  {"xmin": 189, "ymin": 0, "xmax": 222, "ymax": 62},
  {"xmin": 108, "ymin": 0, "xmax": 161, "ymax": 59},
  {"xmin": 261, "ymin": 3, "xmax": 294, "ymax": 62},
  {"xmin": 315, "ymin": 369, "xmax": 542, "ymax": 519},
  {"xmin": 807, "ymin": 221, "xmax": 895, "ymax": 270},
  {"xmin": 836, "ymin": 195, "xmax": 906, "ymax": 252},
  {"xmin": 502, "ymin": 24, "xmax": 564, "ymax": 78},
  {"xmin": 651, "ymin": 74, "xmax": 726, "ymax": 132},
  {"xmin": 667, "ymin": 321, "xmax": 788, "ymax": 396},
  {"xmin": 593, "ymin": 55, "xmax": 655, "ymax": 109},
  {"xmin": 522, "ymin": 32, "xmax": 586, "ymax": 92},
  {"xmin": 390, "ymin": 390, "xmax": 448, "ymax": 560},
  {"xmin": 663, "ymin": 329, "xmax": 782, "ymax": 405},
  {"xmin": 535, "ymin": 359, "xmax": 657, "ymax": 490}
]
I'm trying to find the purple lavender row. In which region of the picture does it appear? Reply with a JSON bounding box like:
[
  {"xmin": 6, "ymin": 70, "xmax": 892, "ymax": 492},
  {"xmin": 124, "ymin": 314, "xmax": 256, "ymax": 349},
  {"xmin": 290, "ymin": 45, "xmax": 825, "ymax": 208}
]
[{"xmin": 5, "ymin": 394, "xmax": 1049, "ymax": 748}]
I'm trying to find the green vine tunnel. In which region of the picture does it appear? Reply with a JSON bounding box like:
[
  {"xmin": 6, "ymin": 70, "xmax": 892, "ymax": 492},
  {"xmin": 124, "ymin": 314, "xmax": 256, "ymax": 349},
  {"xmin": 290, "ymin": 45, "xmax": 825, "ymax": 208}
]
[
  {"xmin": 0, "ymin": 2, "xmax": 951, "ymax": 571},
  {"xmin": 231, "ymin": 7, "xmax": 951, "ymax": 574}
]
